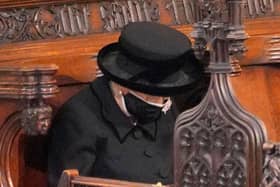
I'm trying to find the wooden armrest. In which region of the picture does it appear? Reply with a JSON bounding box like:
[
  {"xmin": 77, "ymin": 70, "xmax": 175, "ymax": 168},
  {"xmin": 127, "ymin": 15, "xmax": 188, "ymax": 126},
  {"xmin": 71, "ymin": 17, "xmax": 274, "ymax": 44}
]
[{"xmin": 58, "ymin": 170, "xmax": 171, "ymax": 187}]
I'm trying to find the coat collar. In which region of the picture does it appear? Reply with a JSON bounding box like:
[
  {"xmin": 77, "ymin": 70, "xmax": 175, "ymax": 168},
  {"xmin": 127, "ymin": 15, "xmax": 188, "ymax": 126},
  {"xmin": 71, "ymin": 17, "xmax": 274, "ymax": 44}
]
[{"xmin": 90, "ymin": 77, "xmax": 157, "ymax": 143}]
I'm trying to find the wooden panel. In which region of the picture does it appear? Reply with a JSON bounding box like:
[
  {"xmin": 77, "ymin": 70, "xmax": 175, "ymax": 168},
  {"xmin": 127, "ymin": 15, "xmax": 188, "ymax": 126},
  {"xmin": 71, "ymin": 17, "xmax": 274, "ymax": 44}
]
[
  {"xmin": 0, "ymin": 0, "xmax": 279, "ymax": 45},
  {"xmin": 0, "ymin": 1, "xmax": 279, "ymax": 187},
  {"xmin": 0, "ymin": 85, "xmax": 85, "ymax": 187},
  {"xmin": 231, "ymin": 65, "xmax": 280, "ymax": 142},
  {"xmin": 0, "ymin": 17, "xmax": 279, "ymax": 85}
]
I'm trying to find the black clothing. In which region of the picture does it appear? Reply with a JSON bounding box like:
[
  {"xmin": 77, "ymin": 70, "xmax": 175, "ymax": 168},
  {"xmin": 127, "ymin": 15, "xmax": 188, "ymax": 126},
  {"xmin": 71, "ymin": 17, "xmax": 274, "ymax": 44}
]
[
  {"xmin": 174, "ymin": 74, "xmax": 210, "ymax": 112},
  {"xmin": 48, "ymin": 77, "xmax": 177, "ymax": 187},
  {"xmin": 97, "ymin": 22, "xmax": 203, "ymax": 96},
  {"xmin": 119, "ymin": 22, "xmax": 191, "ymax": 61}
]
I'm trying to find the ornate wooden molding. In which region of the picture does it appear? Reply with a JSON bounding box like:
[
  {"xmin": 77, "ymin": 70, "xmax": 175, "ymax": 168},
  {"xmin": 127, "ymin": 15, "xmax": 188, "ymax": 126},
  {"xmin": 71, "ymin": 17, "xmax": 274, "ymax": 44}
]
[
  {"xmin": 0, "ymin": 0, "xmax": 278, "ymax": 44},
  {"xmin": 165, "ymin": 0, "xmax": 276, "ymax": 25},
  {"xmin": 174, "ymin": 0, "xmax": 270, "ymax": 187},
  {"xmin": 266, "ymin": 36, "xmax": 280, "ymax": 63},
  {"xmin": 261, "ymin": 142, "xmax": 280, "ymax": 187},
  {"xmin": 165, "ymin": 0, "xmax": 195, "ymax": 24},
  {"xmin": 0, "ymin": 0, "xmax": 161, "ymax": 44},
  {"xmin": 174, "ymin": 75, "xmax": 267, "ymax": 187},
  {"xmin": 0, "ymin": 3, "xmax": 91, "ymax": 44},
  {"xmin": 99, "ymin": 0, "xmax": 160, "ymax": 32},
  {"xmin": 246, "ymin": 0, "xmax": 275, "ymax": 17},
  {"xmin": 0, "ymin": 65, "xmax": 58, "ymax": 99},
  {"xmin": 0, "ymin": 65, "xmax": 58, "ymax": 135},
  {"xmin": 245, "ymin": 36, "xmax": 280, "ymax": 66}
]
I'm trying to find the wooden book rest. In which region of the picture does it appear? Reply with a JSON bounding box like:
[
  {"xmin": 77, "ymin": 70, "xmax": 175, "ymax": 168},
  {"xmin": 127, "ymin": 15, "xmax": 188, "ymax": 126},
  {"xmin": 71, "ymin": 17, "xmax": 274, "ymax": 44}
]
[{"xmin": 57, "ymin": 170, "xmax": 170, "ymax": 187}]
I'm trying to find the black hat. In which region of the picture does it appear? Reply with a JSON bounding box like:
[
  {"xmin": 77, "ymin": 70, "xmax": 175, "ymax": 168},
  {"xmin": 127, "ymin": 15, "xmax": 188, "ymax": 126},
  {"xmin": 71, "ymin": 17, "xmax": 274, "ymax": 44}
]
[{"xmin": 97, "ymin": 22, "xmax": 203, "ymax": 96}]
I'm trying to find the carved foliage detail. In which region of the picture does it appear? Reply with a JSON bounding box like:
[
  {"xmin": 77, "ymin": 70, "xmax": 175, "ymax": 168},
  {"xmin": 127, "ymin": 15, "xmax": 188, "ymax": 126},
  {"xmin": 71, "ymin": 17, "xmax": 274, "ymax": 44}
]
[
  {"xmin": 165, "ymin": 0, "xmax": 275, "ymax": 24},
  {"xmin": 0, "ymin": 4, "xmax": 90, "ymax": 43},
  {"xmin": 261, "ymin": 143, "xmax": 280, "ymax": 187},
  {"xmin": 183, "ymin": 157, "xmax": 210, "ymax": 187},
  {"xmin": 179, "ymin": 104, "xmax": 247, "ymax": 187},
  {"xmin": 165, "ymin": 0, "xmax": 228, "ymax": 24},
  {"xmin": 217, "ymin": 159, "xmax": 246, "ymax": 187},
  {"xmin": 99, "ymin": 0, "xmax": 159, "ymax": 32}
]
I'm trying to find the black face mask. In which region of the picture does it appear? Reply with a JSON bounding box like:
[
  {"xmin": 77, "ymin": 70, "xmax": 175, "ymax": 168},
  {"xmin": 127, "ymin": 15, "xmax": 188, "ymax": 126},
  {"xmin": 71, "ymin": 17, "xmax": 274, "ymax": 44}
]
[{"xmin": 124, "ymin": 93, "xmax": 162, "ymax": 124}]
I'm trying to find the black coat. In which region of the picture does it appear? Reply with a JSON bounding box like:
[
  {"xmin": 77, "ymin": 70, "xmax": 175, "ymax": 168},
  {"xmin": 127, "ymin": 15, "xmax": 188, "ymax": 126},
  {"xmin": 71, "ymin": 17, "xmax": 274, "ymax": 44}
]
[{"xmin": 48, "ymin": 77, "xmax": 178, "ymax": 187}]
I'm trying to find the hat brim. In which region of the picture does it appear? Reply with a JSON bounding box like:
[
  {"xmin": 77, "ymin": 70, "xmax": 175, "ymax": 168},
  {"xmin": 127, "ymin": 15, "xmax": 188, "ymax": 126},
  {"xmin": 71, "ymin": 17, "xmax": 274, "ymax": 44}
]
[{"xmin": 97, "ymin": 43, "xmax": 204, "ymax": 96}]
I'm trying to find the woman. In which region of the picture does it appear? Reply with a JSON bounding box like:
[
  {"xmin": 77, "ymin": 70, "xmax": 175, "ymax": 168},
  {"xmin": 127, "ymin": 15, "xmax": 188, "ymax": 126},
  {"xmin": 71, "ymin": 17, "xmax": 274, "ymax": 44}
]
[{"xmin": 48, "ymin": 22, "xmax": 207, "ymax": 187}]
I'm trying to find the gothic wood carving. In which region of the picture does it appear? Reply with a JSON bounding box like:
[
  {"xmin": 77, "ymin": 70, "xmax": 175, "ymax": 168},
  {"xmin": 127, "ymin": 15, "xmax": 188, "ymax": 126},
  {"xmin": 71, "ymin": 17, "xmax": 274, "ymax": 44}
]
[
  {"xmin": 174, "ymin": 74, "xmax": 267, "ymax": 187},
  {"xmin": 165, "ymin": 0, "xmax": 195, "ymax": 24},
  {"xmin": 0, "ymin": 3, "xmax": 90, "ymax": 44},
  {"xmin": 174, "ymin": 0, "xmax": 268, "ymax": 187},
  {"xmin": 0, "ymin": 66, "xmax": 58, "ymax": 99},
  {"xmin": 99, "ymin": 0, "xmax": 160, "ymax": 32},
  {"xmin": 246, "ymin": 0, "xmax": 275, "ymax": 17},
  {"xmin": 0, "ymin": 0, "xmax": 279, "ymax": 44},
  {"xmin": 0, "ymin": 65, "xmax": 58, "ymax": 135},
  {"xmin": 190, "ymin": 0, "xmax": 248, "ymax": 74},
  {"xmin": 261, "ymin": 142, "xmax": 280, "ymax": 187},
  {"xmin": 165, "ymin": 0, "xmax": 276, "ymax": 25}
]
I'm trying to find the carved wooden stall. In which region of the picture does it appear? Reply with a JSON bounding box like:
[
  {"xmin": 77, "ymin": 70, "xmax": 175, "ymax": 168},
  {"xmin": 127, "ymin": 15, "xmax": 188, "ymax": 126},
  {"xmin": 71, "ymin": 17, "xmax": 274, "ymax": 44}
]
[{"xmin": 0, "ymin": 0, "xmax": 279, "ymax": 187}]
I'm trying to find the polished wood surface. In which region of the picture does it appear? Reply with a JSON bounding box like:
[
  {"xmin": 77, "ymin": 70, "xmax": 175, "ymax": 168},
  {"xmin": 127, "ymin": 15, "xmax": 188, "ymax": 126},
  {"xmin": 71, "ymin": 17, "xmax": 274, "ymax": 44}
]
[
  {"xmin": 0, "ymin": 18, "xmax": 279, "ymax": 84},
  {"xmin": 0, "ymin": 17, "xmax": 279, "ymax": 139},
  {"xmin": 0, "ymin": 1, "xmax": 279, "ymax": 187},
  {"xmin": 57, "ymin": 169, "xmax": 170, "ymax": 187},
  {"xmin": 0, "ymin": 86, "xmax": 85, "ymax": 187},
  {"xmin": 231, "ymin": 65, "xmax": 280, "ymax": 142}
]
